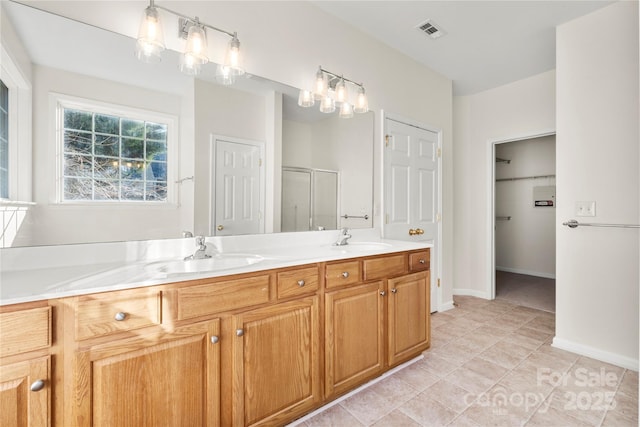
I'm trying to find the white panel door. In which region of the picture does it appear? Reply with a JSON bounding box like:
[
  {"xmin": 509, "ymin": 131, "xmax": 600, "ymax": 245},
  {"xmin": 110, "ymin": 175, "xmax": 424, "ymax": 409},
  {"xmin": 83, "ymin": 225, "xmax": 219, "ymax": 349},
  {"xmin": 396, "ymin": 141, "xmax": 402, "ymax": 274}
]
[
  {"xmin": 214, "ymin": 139, "xmax": 263, "ymax": 236},
  {"xmin": 384, "ymin": 118, "xmax": 440, "ymax": 312}
]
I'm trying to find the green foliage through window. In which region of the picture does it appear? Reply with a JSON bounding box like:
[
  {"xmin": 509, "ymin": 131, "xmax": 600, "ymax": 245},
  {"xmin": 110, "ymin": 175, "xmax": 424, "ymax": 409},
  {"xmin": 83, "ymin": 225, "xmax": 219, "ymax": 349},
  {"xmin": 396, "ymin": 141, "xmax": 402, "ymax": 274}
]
[{"xmin": 62, "ymin": 108, "xmax": 168, "ymax": 202}]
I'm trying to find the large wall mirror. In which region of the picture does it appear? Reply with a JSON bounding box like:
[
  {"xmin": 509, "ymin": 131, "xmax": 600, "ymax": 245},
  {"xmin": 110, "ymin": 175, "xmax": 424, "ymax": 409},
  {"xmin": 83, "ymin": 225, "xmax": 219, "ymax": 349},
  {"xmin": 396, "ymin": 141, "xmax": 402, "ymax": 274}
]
[{"xmin": 1, "ymin": 1, "xmax": 374, "ymax": 248}]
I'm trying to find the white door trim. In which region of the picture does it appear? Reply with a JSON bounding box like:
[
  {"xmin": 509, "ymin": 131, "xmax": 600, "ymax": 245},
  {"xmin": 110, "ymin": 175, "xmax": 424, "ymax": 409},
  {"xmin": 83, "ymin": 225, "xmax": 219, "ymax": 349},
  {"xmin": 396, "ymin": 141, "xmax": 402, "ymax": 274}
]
[
  {"xmin": 381, "ymin": 110, "xmax": 443, "ymax": 313},
  {"xmin": 210, "ymin": 134, "xmax": 266, "ymax": 236},
  {"xmin": 486, "ymin": 129, "xmax": 556, "ymax": 299}
]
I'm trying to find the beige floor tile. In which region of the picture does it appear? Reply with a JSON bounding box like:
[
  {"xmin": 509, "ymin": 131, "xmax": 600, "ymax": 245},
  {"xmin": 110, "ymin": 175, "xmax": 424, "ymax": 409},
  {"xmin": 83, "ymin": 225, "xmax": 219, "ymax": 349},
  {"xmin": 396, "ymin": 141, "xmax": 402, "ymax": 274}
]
[
  {"xmin": 496, "ymin": 311, "xmax": 536, "ymax": 326},
  {"xmin": 398, "ymin": 392, "xmax": 458, "ymax": 426},
  {"xmin": 392, "ymin": 362, "xmax": 441, "ymax": 391},
  {"xmin": 445, "ymin": 366, "xmax": 497, "ymax": 395},
  {"xmin": 461, "ymin": 330, "xmax": 502, "ymax": 351},
  {"xmin": 609, "ymin": 390, "xmax": 639, "ymax": 421},
  {"xmin": 512, "ymin": 326, "xmax": 553, "ymax": 344},
  {"xmin": 534, "ymin": 343, "xmax": 580, "ymax": 364},
  {"xmin": 371, "ymin": 409, "xmax": 421, "ymax": 427},
  {"xmin": 573, "ymin": 356, "xmax": 626, "ymax": 385},
  {"xmin": 510, "ymin": 306, "xmax": 545, "ymax": 316},
  {"xmin": 304, "ymin": 404, "xmax": 365, "ymax": 427},
  {"xmin": 460, "ymin": 309, "xmax": 499, "ymax": 324},
  {"xmin": 464, "ymin": 357, "xmax": 510, "ymax": 382},
  {"xmin": 501, "ymin": 333, "xmax": 545, "ymax": 351},
  {"xmin": 526, "ymin": 404, "xmax": 594, "ymax": 426},
  {"xmin": 435, "ymin": 322, "xmax": 474, "ymax": 338},
  {"xmin": 461, "ymin": 400, "xmax": 529, "ymax": 427},
  {"xmin": 367, "ymin": 375, "xmax": 419, "ymax": 406},
  {"xmin": 497, "ymin": 369, "xmax": 554, "ymax": 397},
  {"xmin": 601, "ymin": 408, "xmax": 638, "ymax": 426},
  {"xmin": 479, "ymin": 341, "xmax": 532, "ymax": 369},
  {"xmin": 420, "ymin": 352, "xmax": 463, "ymax": 377},
  {"xmin": 447, "ymin": 413, "xmax": 482, "ymax": 426},
  {"xmin": 523, "ymin": 351, "xmax": 574, "ymax": 375},
  {"xmin": 524, "ymin": 316, "xmax": 555, "ymax": 334},
  {"xmin": 483, "ymin": 318, "xmax": 523, "ymax": 332},
  {"xmin": 426, "ymin": 379, "xmax": 476, "ymax": 413},
  {"xmin": 545, "ymin": 388, "xmax": 607, "ymax": 426},
  {"xmin": 431, "ymin": 342, "xmax": 479, "ymax": 364},
  {"xmin": 339, "ymin": 387, "xmax": 396, "ymax": 425},
  {"xmin": 474, "ymin": 325, "xmax": 512, "ymax": 338},
  {"xmin": 617, "ymin": 370, "xmax": 639, "ymax": 400}
]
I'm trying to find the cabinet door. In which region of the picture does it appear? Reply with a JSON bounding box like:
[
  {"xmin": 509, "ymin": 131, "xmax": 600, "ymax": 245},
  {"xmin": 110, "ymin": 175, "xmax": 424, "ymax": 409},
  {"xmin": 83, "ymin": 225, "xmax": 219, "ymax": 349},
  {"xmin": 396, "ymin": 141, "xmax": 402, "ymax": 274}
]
[
  {"xmin": 388, "ymin": 271, "xmax": 430, "ymax": 366},
  {"xmin": 73, "ymin": 319, "xmax": 220, "ymax": 427},
  {"xmin": 0, "ymin": 356, "xmax": 49, "ymax": 427},
  {"xmin": 232, "ymin": 296, "xmax": 320, "ymax": 427},
  {"xmin": 325, "ymin": 281, "xmax": 385, "ymax": 398}
]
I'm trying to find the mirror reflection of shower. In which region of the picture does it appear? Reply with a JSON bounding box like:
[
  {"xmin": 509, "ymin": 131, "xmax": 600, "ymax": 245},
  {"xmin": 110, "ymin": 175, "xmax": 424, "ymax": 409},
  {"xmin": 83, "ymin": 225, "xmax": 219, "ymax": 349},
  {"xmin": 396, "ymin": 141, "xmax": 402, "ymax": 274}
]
[{"xmin": 281, "ymin": 168, "xmax": 338, "ymax": 232}]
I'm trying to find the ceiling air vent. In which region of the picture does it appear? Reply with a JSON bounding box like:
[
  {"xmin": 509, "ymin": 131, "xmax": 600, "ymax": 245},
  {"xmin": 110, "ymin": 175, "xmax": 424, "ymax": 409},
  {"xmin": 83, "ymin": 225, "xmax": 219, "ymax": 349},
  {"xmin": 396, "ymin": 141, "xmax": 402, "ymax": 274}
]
[{"xmin": 416, "ymin": 19, "xmax": 446, "ymax": 40}]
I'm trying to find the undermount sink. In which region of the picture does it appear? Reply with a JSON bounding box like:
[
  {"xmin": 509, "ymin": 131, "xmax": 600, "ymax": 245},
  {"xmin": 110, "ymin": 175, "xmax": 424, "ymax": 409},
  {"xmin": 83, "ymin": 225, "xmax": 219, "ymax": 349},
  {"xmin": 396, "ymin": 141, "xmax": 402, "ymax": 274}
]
[
  {"xmin": 331, "ymin": 242, "xmax": 393, "ymax": 251},
  {"xmin": 146, "ymin": 254, "xmax": 264, "ymax": 275}
]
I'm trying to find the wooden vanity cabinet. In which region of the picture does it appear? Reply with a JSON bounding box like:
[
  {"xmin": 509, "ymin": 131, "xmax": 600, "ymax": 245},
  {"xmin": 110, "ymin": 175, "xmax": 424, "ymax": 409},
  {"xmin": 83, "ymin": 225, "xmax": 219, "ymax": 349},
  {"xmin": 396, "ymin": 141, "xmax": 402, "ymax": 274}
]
[
  {"xmin": 231, "ymin": 296, "xmax": 321, "ymax": 427},
  {"xmin": 0, "ymin": 304, "xmax": 52, "ymax": 427},
  {"xmin": 68, "ymin": 288, "xmax": 221, "ymax": 427}
]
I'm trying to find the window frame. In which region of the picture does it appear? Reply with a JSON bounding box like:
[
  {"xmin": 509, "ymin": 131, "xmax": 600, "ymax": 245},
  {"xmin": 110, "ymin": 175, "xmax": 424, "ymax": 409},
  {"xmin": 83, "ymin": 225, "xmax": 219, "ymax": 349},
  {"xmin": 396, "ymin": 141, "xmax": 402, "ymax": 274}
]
[
  {"xmin": 0, "ymin": 43, "xmax": 32, "ymax": 203},
  {"xmin": 52, "ymin": 93, "xmax": 178, "ymax": 206}
]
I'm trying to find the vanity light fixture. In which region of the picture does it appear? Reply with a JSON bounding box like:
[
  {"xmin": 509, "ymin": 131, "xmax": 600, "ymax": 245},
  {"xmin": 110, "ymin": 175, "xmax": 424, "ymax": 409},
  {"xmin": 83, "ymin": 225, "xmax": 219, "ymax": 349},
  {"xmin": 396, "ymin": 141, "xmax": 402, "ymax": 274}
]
[
  {"xmin": 136, "ymin": 0, "xmax": 244, "ymax": 82},
  {"xmin": 300, "ymin": 66, "xmax": 369, "ymax": 117}
]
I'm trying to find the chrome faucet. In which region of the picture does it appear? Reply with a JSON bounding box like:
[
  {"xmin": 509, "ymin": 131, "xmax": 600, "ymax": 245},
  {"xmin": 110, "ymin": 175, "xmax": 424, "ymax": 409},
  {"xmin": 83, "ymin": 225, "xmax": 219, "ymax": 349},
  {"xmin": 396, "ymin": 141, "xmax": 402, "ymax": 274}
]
[
  {"xmin": 334, "ymin": 228, "xmax": 352, "ymax": 246},
  {"xmin": 184, "ymin": 236, "xmax": 212, "ymax": 260}
]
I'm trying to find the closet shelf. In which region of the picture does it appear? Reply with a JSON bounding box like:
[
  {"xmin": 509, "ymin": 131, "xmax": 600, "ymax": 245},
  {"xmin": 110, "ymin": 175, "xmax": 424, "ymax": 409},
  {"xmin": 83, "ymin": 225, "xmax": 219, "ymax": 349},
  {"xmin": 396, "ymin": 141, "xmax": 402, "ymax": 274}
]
[{"xmin": 496, "ymin": 174, "xmax": 555, "ymax": 182}]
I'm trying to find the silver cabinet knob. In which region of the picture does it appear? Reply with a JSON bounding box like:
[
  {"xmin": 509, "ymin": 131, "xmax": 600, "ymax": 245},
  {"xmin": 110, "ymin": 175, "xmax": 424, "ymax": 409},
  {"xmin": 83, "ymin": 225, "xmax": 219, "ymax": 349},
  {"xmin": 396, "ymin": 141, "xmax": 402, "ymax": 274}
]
[
  {"xmin": 297, "ymin": 280, "xmax": 305, "ymax": 287},
  {"xmin": 391, "ymin": 288, "xmax": 397, "ymax": 293},
  {"xmin": 419, "ymin": 259, "xmax": 426, "ymax": 264},
  {"xmin": 341, "ymin": 272, "xmax": 349, "ymax": 278},
  {"xmin": 114, "ymin": 312, "xmax": 127, "ymax": 321},
  {"xmin": 30, "ymin": 379, "xmax": 45, "ymax": 392},
  {"xmin": 380, "ymin": 291, "xmax": 386, "ymax": 296},
  {"xmin": 210, "ymin": 335, "xmax": 219, "ymax": 344},
  {"xmin": 236, "ymin": 329, "xmax": 244, "ymax": 337}
]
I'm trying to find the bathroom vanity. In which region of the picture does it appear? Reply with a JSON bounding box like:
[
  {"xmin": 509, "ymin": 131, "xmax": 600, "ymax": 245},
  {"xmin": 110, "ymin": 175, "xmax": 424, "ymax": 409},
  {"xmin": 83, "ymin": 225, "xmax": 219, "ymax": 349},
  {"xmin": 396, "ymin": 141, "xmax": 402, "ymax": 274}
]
[{"xmin": 0, "ymin": 236, "xmax": 430, "ymax": 426}]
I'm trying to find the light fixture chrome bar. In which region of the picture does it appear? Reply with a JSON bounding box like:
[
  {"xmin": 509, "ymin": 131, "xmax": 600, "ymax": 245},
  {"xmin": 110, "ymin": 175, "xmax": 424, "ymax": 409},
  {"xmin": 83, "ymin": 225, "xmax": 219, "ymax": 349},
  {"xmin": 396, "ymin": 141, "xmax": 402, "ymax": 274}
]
[
  {"xmin": 563, "ymin": 219, "xmax": 640, "ymax": 229},
  {"xmin": 153, "ymin": 3, "xmax": 236, "ymax": 38},
  {"xmin": 319, "ymin": 66, "xmax": 364, "ymax": 89}
]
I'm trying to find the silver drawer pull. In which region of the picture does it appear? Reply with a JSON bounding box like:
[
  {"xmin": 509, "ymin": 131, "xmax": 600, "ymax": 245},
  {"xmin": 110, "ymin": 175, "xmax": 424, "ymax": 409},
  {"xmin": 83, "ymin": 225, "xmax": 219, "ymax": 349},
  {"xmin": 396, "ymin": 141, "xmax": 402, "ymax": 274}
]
[
  {"xmin": 380, "ymin": 290, "xmax": 386, "ymax": 296},
  {"xmin": 342, "ymin": 272, "xmax": 349, "ymax": 278},
  {"xmin": 297, "ymin": 280, "xmax": 305, "ymax": 287},
  {"xmin": 114, "ymin": 312, "xmax": 127, "ymax": 321},
  {"xmin": 236, "ymin": 329, "xmax": 244, "ymax": 337},
  {"xmin": 30, "ymin": 379, "xmax": 45, "ymax": 392},
  {"xmin": 419, "ymin": 259, "xmax": 426, "ymax": 264},
  {"xmin": 391, "ymin": 288, "xmax": 397, "ymax": 293},
  {"xmin": 211, "ymin": 335, "xmax": 219, "ymax": 344}
]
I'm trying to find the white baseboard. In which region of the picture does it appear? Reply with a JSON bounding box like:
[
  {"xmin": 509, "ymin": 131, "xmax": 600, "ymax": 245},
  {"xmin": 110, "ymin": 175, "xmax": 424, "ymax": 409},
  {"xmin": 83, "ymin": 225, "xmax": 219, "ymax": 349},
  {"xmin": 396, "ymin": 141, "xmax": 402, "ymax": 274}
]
[
  {"xmin": 438, "ymin": 300, "xmax": 455, "ymax": 312},
  {"xmin": 552, "ymin": 337, "xmax": 639, "ymax": 371},
  {"xmin": 496, "ymin": 266, "xmax": 556, "ymax": 279},
  {"xmin": 453, "ymin": 288, "xmax": 491, "ymax": 299}
]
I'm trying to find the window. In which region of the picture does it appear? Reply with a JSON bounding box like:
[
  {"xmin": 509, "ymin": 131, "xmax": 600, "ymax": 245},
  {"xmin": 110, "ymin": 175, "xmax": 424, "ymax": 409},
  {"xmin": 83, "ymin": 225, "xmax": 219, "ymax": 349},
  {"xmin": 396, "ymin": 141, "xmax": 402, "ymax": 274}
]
[
  {"xmin": 57, "ymin": 97, "xmax": 175, "ymax": 203},
  {"xmin": 0, "ymin": 80, "xmax": 8, "ymax": 199}
]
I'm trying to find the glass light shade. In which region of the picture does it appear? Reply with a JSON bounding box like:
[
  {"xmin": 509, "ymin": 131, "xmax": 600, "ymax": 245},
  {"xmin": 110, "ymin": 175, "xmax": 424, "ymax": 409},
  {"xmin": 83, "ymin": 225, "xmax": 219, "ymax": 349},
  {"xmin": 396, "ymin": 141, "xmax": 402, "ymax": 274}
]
[
  {"xmin": 354, "ymin": 87, "xmax": 369, "ymax": 113},
  {"xmin": 319, "ymin": 95, "xmax": 335, "ymax": 113},
  {"xmin": 314, "ymin": 68, "xmax": 327, "ymax": 99},
  {"xmin": 298, "ymin": 90, "xmax": 315, "ymax": 108},
  {"xmin": 339, "ymin": 102, "xmax": 354, "ymax": 119},
  {"xmin": 135, "ymin": 6, "xmax": 165, "ymax": 63},
  {"xmin": 179, "ymin": 53, "xmax": 202, "ymax": 75},
  {"xmin": 224, "ymin": 35, "xmax": 245, "ymax": 76},
  {"xmin": 216, "ymin": 64, "xmax": 236, "ymax": 86},
  {"xmin": 335, "ymin": 78, "xmax": 347, "ymax": 103},
  {"xmin": 184, "ymin": 23, "xmax": 209, "ymax": 65}
]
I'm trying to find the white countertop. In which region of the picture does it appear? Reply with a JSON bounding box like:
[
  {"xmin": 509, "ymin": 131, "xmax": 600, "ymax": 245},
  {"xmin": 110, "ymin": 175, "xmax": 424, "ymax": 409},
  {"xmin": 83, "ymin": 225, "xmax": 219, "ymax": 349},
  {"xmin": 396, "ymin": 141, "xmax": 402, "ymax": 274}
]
[{"xmin": 1, "ymin": 233, "xmax": 431, "ymax": 306}]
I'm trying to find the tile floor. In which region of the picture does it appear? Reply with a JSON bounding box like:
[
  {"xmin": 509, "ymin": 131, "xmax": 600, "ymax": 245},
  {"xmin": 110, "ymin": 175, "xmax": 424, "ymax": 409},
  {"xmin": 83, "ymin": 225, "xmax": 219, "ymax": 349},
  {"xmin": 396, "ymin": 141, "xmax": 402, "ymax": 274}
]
[{"xmin": 299, "ymin": 295, "xmax": 639, "ymax": 426}]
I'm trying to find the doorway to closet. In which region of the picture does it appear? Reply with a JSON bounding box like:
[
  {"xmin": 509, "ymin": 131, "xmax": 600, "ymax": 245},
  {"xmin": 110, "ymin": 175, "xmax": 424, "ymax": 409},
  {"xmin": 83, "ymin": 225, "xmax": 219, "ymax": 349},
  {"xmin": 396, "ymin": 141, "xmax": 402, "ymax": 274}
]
[{"xmin": 492, "ymin": 134, "xmax": 556, "ymax": 312}]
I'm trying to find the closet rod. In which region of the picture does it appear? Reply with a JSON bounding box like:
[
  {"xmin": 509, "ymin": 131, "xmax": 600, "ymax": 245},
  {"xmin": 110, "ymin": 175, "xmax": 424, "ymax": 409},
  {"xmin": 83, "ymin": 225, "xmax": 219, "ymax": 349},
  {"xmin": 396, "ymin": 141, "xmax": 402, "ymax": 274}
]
[
  {"xmin": 495, "ymin": 157, "xmax": 511, "ymax": 164},
  {"xmin": 563, "ymin": 219, "xmax": 640, "ymax": 229},
  {"xmin": 496, "ymin": 174, "xmax": 556, "ymax": 182},
  {"xmin": 496, "ymin": 216, "xmax": 511, "ymax": 221}
]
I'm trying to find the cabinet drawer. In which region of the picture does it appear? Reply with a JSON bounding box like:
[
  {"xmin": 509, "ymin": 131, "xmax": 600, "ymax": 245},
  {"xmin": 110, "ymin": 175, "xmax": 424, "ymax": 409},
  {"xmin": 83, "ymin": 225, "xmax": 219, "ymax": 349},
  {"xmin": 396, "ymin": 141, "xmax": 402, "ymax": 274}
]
[
  {"xmin": 363, "ymin": 254, "xmax": 406, "ymax": 281},
  {"xmin": 164, "ymin": 274, "xmax": 271, "ymax": 321},
  {"xmin": 0, "ymin": 306, "xmax": 51, "ymax": 357},
  {"xmin": 409, "ymin": 250, "xmax": 430, "ymax": 271},
  {"xmin": 75, "ymin": 288, "xmax": 160, "ymax": 340},
  {"xmin": 325, "ymin": 260, "xmax": 361, "ymax": 289},
  {"xmin": 277, "ymin": 266, "xmax": 319, "ymax": 299}
]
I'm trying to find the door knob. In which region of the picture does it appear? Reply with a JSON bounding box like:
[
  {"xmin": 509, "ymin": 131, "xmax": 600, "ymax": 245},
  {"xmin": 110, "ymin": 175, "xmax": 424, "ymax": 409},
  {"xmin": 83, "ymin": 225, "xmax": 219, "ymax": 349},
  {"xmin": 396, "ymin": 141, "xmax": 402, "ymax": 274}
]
[
  {"xmin": 408, "ymin": 229, "xmax": 417, "ymax": 236},
  {"xmin": 217, "ymin": 225, "xmax": 224, "ymax": 231},
  {"xmin": 30, "ymin": 380, "xmax": 46, "ymax": 392},
  {"xmin": 416, "ymin": 228, "xmax": 424, "ymax": 235}
]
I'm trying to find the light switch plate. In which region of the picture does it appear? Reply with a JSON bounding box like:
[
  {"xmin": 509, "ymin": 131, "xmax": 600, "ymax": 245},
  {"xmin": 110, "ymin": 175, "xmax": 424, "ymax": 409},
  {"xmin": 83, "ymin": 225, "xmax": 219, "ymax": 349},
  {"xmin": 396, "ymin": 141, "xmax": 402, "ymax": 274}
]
[{"xmin": 575, "ymin": 201, "xmax": 596, "ymax": 217}]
